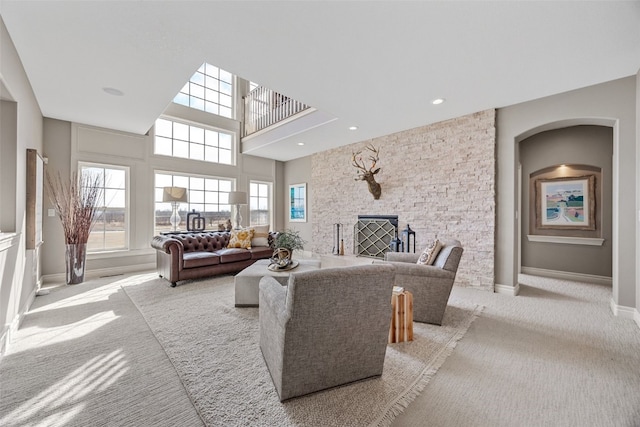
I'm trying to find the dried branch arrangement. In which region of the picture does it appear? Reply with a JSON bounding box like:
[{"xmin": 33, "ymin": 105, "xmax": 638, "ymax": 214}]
[{"xmin": 46, "ymin": 171, "xmax": 102, "ymax": 245}]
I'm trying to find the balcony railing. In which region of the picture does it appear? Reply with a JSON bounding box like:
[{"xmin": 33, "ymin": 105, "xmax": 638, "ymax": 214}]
[{"xmin": 243, "ymin": 86, "xmax": 310, "ymax": 136}]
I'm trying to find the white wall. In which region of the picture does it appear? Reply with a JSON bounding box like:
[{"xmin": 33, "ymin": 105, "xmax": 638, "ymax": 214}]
[
  {"xmin": 496, "ymin": 76, "xmax": 637, "ymax": 310},
  {"xmin": 0, "ymin": 16, "xmax": 44, "ymax": 354}
]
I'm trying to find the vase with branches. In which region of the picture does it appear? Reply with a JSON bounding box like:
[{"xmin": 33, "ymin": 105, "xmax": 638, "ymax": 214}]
[{"xmin": 46, "ymin": 170, "xmax": 102, "ymax": 284}]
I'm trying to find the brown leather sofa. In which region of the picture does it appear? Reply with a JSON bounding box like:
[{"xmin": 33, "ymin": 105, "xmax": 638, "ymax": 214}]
[{"xmin": 151, "ymin": 231, "xmax": 276, "ymax": 287}]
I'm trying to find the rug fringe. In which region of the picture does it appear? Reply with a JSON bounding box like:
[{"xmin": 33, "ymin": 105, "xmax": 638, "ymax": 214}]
[{"xmin": 370, "ymin": 304, "xmax": 485, "ymax": 427}]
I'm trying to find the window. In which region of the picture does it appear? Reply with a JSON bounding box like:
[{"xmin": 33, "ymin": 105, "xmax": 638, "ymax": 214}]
[
  {"xmin": 154, "ymin": 172, "xmax": 233, "ymax": 234},
  {"xmin": 154, "ymin": 118, "xmax": 234, "ymax": 165},
  {"xmin": 249, "ymin": 181, "xmax": 271, "ymax": 226},
  {"xmin": 80, "ymin": 163, "xmax": 128, "ymax": 252},
  {"xmin": 173, "ymin": 62, "xmax": 234, "ymax": 118}
]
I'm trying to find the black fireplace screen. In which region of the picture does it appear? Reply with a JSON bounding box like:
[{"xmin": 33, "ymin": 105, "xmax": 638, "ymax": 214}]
[{"xmin": 354, "ymin": 215, "xmax": 398, "ymax": 259}]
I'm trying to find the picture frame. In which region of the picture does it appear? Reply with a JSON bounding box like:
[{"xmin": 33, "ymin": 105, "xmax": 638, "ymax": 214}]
[
  {"xmin": 289, "ymin": 183, "xmax": 307, "ymax": 222},
  {"xmin": 535, "ymin": 175, "xmax": 596, "ymax": 230}
]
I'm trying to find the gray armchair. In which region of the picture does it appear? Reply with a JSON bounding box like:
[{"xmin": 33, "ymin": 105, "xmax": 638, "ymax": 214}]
[
  {"xmin": 383, "ymin": 239, "xmax": 463, "ymax": 325},
  {"xmin": 259, "ymin": 264, "xmax": 396, "ymax": 401}
]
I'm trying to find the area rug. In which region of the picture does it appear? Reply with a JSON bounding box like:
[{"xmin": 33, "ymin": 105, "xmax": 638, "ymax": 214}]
[{"xmin": 122, "ymin": 275, "xmax": 482, "ymax": 427}]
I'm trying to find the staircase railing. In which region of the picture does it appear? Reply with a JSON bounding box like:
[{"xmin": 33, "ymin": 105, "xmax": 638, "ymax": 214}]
[{"xmin": 243, "ymin": 86, "xmax": 310, "ymax": 136}]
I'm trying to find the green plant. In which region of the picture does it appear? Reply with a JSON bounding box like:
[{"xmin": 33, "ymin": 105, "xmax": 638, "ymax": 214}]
[{"xmin": 275, "ymin": 229, "xmax": 306, "ymax": 251}]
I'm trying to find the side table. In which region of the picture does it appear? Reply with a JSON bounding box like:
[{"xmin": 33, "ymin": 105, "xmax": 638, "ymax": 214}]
[{"xmin": 389, "ymin": 288, "xmax": 413, "ymax": 343}]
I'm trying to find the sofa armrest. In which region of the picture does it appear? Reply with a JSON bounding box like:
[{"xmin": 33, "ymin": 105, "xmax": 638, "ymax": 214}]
[
  {"xmin": 384, "ymin": 252, "xmax": 421, "ymax": 264},
  {"xmin": 259, "ymin": 276, "xmax": 289, "ymax": 326},
  {"xmin": 151, "ymin": 235, "xmax": 183, "ymax": 255}
]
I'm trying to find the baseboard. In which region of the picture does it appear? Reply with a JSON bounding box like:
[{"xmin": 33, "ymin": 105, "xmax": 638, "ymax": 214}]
[
  {"xmin": 520, "ymin": 266, "xmax": 612, "ymax": 286},
  {"xmin": 42, "ymin": 262, "xmax": 156, "ymax": 285},
  {"xmin": 609, "ymin": 298, "xmax": 637, "ymax": 321},
  {"xmin": 494, "ymin": 282, "xmax": 520, "ymax": 296},
  {"xmin": 0, "ymin": 286, "xmax": 37, "ymax": 357}
]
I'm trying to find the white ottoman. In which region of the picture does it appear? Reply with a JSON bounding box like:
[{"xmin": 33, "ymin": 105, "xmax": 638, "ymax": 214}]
[{"xmin": 234, "ymin": 258, "xmax": 321, "ymax": 307}]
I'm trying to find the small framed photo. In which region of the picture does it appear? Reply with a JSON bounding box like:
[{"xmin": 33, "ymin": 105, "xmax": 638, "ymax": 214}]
[
  {"xmin": 289, "ymin": 183, "xmax": 307, "ymax": 222},
  {"xmin": 535, "ymin": 175, "xmax": 595, "ymax": 230}
]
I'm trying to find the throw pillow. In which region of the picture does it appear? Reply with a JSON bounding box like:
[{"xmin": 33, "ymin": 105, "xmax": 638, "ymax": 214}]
[
  {"xmin": 250, "ymin": 224, "xmax": 270, "ymax": 247},
  {"xmin": 227, "ymin": 228, "xmax": 254, "ymax": 249},
  {"xmin": 417, "ymin": 239, "xmax": 443, "ymax": 265}
]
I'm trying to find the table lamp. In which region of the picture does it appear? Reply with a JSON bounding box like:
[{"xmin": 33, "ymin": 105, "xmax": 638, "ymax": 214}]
[
  {"xmin": 163, "ymin": 186, "xmax": 188, "ymax": 232},
  {"xmin": 228, "ymin": 191, "xmax": 248, "ymax": 229}
]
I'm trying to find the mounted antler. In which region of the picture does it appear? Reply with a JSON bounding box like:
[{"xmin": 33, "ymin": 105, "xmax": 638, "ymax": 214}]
[{"xmin": 351, "ymin": 144, "xmax": 382, "ymax": 199}]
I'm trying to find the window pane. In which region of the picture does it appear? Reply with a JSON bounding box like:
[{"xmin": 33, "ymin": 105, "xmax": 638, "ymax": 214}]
[
  {"xmin": 190, "ymin": 177, "xmax": 204, "ymax": 190},
  {"xmin": 219, "ymin": 133, "xmax": 232, "ymax": 149},
  {"xmin": 174, "ymin": 122, "xmax": 189, "ymax": 141},
  {"xmin": 205, "ymin": 130, "xmax": 219, "ymax": 146},
  {"xmin": 205, "ymin": 179, "xmax": 218, "ymax": 191},
  {"xmin": 174, "ymin": 139, "xmax": 189, "ymax": 158},
  {"xmin": 219, "ymin": 149, "xmax": 232, "ymax": 165},
  {"xmin": 106, "ymin": 169, "xmax": 126, "ymax": 189},
  {"xmin": 219, "ymin": 180, "xmax": 232, "ymax": 192},
  {"xmin": 155, "ymin": 119, "xmax": 173, "ymax": 137},
  {"xmin": 190, "ymin": 126, "xmax": 204, "ymax": 144},
  {"xmin": 105, "ymin": 189, "xmax": 125, "ymax": 207},
  {"xmin": 204, "ymin": 146, "xmax": 218, "ymax": 163},
  {"xmin": 171, "ymin": 62, "xmax": 234, "ymax": 119},
  {"xmin": 190, "ymin": 143, "xmax": 204, "ymax": 161}
]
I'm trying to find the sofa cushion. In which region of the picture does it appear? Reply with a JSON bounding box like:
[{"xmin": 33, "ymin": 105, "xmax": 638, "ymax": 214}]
[
  {"xmin": 249, "ymin": 246, "xmax": 274, "ymax": 260},
  {"xmin": 183, "ymin": 251, "xmax": 221, "ymax": 269},
  {"xmin": 216, "ymin": 248, "xmax": 253, "ymax": 263},
  {"xmin": 251, "ymin": 224, "xmax": 270, "ymax": 247},
  {"xmin": 417, "ymin": 239, "xmax": 443, "ymax": 265},
  {"xmin": 228, "ymin": 228, "xmax": 254, "ymax": 249}
]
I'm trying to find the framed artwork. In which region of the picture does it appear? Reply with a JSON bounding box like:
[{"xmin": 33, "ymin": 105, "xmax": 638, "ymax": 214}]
[
  {"xmin": 289, "ymin": 183, "xmax": 307, "ymax": 222},
  {"xmin": 535, "ymin": 175, "xmax": 595, "ymax": 230}
]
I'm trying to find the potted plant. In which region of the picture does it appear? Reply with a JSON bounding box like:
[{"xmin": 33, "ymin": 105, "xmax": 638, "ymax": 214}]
[
  {"xmin": 274, "ymin": 229, "xmax": 306, "ymax": 256},
  {"xmin": 46, "ymin": 170, "xmax": 102, "ymax": 284}
]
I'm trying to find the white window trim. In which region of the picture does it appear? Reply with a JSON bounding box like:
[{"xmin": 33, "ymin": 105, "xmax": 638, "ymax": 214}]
[{"xmin": 79, "ymin": 161, "xmax": 130, "ymax": 254}]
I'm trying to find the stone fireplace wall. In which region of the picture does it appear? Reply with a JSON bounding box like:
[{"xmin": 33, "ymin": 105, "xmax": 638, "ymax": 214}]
[{"xmin": 311, "ymin": 110, "xmax": 496, "ymax": 289}]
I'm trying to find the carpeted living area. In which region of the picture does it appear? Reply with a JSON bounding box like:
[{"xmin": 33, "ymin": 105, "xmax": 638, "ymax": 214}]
[
  {"xmin": 0, "ymin": 271, "xmax": 480, "ymax": 427},
  {"xmin": 2, "ymin": 271, "xmax": 640, "ymax": 426}
]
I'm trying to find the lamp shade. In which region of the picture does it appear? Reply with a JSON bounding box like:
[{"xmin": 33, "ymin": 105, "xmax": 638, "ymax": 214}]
[
  {"xmin": 228, "ymin": 191, "xmax": 248, "ymax": 205},
  {"xmin": 162, "ymin": 186, "xmax": 188, "ymax": 203}
]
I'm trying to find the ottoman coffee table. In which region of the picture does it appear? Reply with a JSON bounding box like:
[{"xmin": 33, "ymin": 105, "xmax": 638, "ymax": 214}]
[{"xmin": 234, "ymin": 258, "xmax": 321, "ymax": 307}]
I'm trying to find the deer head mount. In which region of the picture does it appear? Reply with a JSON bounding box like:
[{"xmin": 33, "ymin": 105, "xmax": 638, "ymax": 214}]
[{"xmin": 352, "ymin": 144, "xmax": 382, "ymax": 200}]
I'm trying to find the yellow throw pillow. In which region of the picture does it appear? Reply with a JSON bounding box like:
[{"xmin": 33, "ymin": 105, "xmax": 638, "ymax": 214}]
[
  {"xmin": 250, "ymin": 224, "xmax": 270, "ymax": 247},
  {"xmin": 417, "ymin": 239, "xmax": 443, "ymax": 265},
  {"xmin": 228, "ymin": 228, "xmax": 255, "ymax": 249}
]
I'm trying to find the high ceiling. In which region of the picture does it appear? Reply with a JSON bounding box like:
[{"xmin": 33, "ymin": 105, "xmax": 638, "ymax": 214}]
[{"xmin": 1, "ymin": 1, "xmax": 639, "ymax": 161}]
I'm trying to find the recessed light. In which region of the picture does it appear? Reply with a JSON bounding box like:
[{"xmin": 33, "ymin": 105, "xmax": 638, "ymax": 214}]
[
  {"xmin": 348, "ymin": 126, "xmax": 358, "ymax": 131},
  {"xmin": 432, "ymin": 98, "xmax": 445, "ymax": 105},
  {"xmin": 103, "ymin": 87, "xmax": 124, "ymax": 96},
  {"xmin": 297, "ymin": 142, "xmax": 305, "ymax": 146}
]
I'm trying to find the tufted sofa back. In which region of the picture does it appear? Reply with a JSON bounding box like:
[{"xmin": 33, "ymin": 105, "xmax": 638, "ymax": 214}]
[{"xmin": 171, "ymin": 232, "xmax": 230, "ymax": 253}]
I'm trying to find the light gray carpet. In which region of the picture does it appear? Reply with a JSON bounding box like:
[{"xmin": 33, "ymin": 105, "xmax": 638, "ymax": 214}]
[
  {"xmin": 392, "ymin": 274, "xmax": 640, "ymax": 426},
  {"xmin": 121, "ymin": 274, "xmax": 481, "ymax": 427},
  {"xmin": 0, "ymin": 273, "xmax": 203, "ymax": 427}
]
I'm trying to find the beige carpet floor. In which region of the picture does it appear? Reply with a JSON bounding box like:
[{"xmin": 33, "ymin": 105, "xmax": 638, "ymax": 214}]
[
  {"xmin": 121, "ymin": 274, "xmax": 481, "ymax": 426},
  {"xmin": 0, "ymin": 273, "xmax": 203, "ymax": 427},
  {"xmin": 392, "ymin": 274, "xmax": 640, "ymax": 426}
]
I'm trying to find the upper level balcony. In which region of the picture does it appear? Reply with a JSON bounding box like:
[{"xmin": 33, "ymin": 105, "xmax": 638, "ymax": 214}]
[
  {"xmin": 241, "ymin": 86, "xmax": 337, "ymax": 158},
  {"xmin": 243, "ymin": 86, "xmax": 311, "ymax": 136}
]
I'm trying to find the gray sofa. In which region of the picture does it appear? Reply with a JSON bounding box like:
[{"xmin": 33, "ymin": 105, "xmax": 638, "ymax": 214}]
[
  {"xmin": 151, "ymin": 231, "xmax": 275, "ymax": 287},
  {"xmin": 259, "ymin": 264, "xmax": 396, "ymax": 401},
  {"xmin": 383, "ymin": 238, "xmax": 463, "ymax": 325}
]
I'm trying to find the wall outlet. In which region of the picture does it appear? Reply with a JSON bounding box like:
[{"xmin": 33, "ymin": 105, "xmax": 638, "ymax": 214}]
[{"xmin": 48, "ymin": 209, "xmax": 56, "ymax": 217}]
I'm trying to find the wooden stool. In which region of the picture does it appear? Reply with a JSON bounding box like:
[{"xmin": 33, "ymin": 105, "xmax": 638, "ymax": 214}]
[{"xmin": 389, "ymin": 288, "xmax": 413, "ymax": 343}]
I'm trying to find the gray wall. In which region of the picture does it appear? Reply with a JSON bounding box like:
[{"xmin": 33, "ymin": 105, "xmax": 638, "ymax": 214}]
[
  {"xmin": 282, "ymin": 155, "xmax": 313, "ymax": 252},
  {"xmin": 520, "ymin": 125, "xmax": 613, "ymax": 277},
  {"xmin": 496, "ymin": 76, "xmax": 637, "ymax": 308},
  {"xmin": 0, "ymin": 16, "xmax": 44, "ymax": 354}
]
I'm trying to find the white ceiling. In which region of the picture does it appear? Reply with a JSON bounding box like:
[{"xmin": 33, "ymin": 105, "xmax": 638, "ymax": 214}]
[{"xmin": 1, "ymin": 1, "xmax": 639, "ymax": 161}]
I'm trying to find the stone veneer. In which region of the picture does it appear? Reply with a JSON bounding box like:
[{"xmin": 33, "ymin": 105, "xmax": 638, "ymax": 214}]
[{"xmin": 311, "ymin": 109, "xmax": 496, "ymax": 290}]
